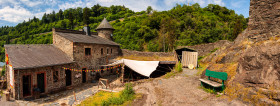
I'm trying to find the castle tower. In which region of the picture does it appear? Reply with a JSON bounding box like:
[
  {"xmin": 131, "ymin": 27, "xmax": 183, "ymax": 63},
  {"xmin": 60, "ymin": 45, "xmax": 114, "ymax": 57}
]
[{"xmin": 96, "ymin": 18, "xmax": 115, "ymax": 40}]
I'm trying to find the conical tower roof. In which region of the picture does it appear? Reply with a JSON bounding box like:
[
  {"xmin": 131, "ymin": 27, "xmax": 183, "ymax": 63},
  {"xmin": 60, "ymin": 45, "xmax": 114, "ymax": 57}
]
[{"xmin": 96, "ymin": 18, "xmax": 114, "ymax": 30}]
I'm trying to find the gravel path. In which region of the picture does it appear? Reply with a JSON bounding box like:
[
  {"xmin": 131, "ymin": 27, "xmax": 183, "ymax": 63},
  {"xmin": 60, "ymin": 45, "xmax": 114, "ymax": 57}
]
[{"xmin": 133, "ymin": 68, "xmax": 247, "ymax": 106}]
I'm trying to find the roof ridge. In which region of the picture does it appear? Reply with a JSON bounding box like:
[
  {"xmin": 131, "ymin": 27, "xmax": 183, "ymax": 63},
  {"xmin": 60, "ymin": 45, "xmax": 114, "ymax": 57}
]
[{"xmin": 96, "ymin": 18, "xmax": 114, "ymax": 30}]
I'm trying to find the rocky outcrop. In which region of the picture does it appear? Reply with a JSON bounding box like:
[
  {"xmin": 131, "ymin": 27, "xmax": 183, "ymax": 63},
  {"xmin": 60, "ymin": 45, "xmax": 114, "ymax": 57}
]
[
  {"xmin": 235, "ymin": 41, "xmax": 280, "ymax": 88},
  {"xmin": 201, "ymin": 0, "xmax": 280, "ymax": 105}
]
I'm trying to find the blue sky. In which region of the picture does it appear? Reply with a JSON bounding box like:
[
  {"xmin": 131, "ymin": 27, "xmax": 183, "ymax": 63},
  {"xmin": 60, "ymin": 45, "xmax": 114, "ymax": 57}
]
[{"xmin": 0, "ymin": 0, "xmax": 250, "ymax": 27}]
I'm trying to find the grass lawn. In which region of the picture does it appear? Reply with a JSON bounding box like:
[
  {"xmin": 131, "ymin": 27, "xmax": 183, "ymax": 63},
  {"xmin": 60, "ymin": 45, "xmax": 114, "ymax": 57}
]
[
  {"xmin": 78, "ymin": 83, "xmax": 138, "ymax": 106},
  {"xmin": 78, "ymin": 91, "xmax": 120, "ymax": 106}
]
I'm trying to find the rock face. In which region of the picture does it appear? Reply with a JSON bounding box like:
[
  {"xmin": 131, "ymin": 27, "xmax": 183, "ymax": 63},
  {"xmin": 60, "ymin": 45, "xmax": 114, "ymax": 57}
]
[
  {"xmin": 235, "ymin": 0, "xmax": 280, "ymax": 89},
  {"xmin": 201, "ymin": 0, "xmax": 280, "ymax": 104},
  {"xmin": 248, "ymin": 0, "xmax": 280, "ymax": 39},
  {"xmin": 236, "ymin": 42, "xmax": 280, "ymax": 88}
]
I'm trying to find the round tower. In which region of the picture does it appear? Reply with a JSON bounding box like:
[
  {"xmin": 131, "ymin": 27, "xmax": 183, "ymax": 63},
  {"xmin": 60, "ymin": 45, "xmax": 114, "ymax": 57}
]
[{"xmin": 95, "ymin": 18, "xmax": 114, "ymax": 41}]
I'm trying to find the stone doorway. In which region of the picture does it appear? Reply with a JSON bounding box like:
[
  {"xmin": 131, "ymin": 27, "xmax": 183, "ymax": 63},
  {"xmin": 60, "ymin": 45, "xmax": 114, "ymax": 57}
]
[
  {"xmin": 37, "ymin": 73, "xmax": 45, "ymax": 93},
  {"xmin": 22, "ymin": 75, "xmax": 32, "ymax": 97},
  {"xmin": 65, "ymin": 69, "xmax": 71, "ymax": 86},
  {"xmin": 82, "ymin": 68, "xmax": 86, "ymax": 83}
]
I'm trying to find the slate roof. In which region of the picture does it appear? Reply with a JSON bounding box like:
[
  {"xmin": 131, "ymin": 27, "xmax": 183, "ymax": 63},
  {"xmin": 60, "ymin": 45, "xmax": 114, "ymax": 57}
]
[
  {"xmin": 96, "ymin": 18, "xmax": 114, "ymax": 30},
  {"xmin": 4, "ymin": 45, "xmax": 74, "ymax": 70},
  {"xmin": 56, "ymin": 32, "xmax": 119, "ymax": 46}
]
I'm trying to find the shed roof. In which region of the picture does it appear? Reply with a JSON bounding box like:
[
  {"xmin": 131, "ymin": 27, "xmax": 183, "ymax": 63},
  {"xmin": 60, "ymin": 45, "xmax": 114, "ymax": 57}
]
[
  {"xmin": 56, "ymin": 32, "xmax": 119, "ymax": 46},
  {"xmin": 96, "ymin": 18, "xmax": 114, "ymax": 30},
  {"xmin": 4, "ymin": 45, "xmax": 74, "ymax": 70},
  {"xmin": 175, "ymin": 47, "xmax": 197, "ymax": 56}
]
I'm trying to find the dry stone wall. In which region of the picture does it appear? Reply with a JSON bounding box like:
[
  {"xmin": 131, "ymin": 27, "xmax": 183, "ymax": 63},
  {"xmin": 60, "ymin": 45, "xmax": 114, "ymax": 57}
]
[
  {"xmin": 182, "ymin": 40, "xmax": 232, "ymax": 57},
  {"xmin": 247, "ymin": 0, "xmax": 280, "ymax": 40},
  {"xmin": 121, "ymin": 49, "xmax": 174, "ymax": 57}
]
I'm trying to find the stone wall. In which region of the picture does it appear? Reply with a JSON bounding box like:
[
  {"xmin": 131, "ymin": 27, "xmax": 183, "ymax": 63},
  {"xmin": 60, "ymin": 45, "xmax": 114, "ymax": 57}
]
[
  {"xmin": 182, "ymin": 40, "xmax": 232, "ymax": 57},
  {"xmin": 247, "ymin": 0, "xmax": 280, "ymax": 39},
  {"xmin": 8, "ymin": 64, "xmax": 76, "ymax": 99},
  {"xmin": 121, "ymin": 49, "xmax": 174, "ymax": 57},
  {"xmin": 73, "ymin": 43, "xmax": 121, "ymax": 81},
  {"xmin": 53, "ymin": 30, "xmax": 74, "ymax": 60},
  {"xmin": 97, "ymin": 30, "xmax": 113, "ymax": 41}
]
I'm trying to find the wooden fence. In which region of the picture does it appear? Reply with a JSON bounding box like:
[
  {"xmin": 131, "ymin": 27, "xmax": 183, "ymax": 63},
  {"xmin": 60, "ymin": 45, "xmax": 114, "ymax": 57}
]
[{"xmin": 182, "ymin": 51, "xmax": 198, "ymax": 68}]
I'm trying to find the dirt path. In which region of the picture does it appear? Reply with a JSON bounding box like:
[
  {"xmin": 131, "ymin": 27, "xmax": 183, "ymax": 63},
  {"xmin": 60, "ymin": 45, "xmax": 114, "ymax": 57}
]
[{"xmin": 133, "ymin": 69, "xmax": 247, "ymax": 106}]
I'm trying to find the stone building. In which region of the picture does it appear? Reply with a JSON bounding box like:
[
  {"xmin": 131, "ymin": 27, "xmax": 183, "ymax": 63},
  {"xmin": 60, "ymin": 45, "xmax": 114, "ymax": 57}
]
[{"xmin": 5, "ymin": 18, "xmax": 121, "ymax": 99}]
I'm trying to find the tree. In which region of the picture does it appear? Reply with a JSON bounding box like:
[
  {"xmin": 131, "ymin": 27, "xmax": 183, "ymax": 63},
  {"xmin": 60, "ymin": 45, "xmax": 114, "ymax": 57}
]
[
  {"xmin": 69, "ymin": 11, "xmax": 74, "ymax": 29},
  {"xmin": 58, "ymin": 9, "xmax": 64, "ymax": 20},
  {"xmin": 158, "ymin": 17, "xmax": 178, "ymax": 52},
  {"xmin": 232, "ymin": 19, "xmax": 242, "ymax": 40},
  {"xmin": 42, "ymin": 13, "xmax": 48, "ymax": 23},
  {"xmin": 146, "ymin": 6, "xmax": 153, "ymax": 14},
  {"xmin": 83, "ymin": 7, "xmax": 90, "ymax": 25}
]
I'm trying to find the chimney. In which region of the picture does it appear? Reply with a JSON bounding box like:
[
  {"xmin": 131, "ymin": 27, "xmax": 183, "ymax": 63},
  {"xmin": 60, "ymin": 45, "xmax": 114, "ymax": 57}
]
[{"xmin": 83, "ymin": 26, "xmax": 91, "ymax": 36}]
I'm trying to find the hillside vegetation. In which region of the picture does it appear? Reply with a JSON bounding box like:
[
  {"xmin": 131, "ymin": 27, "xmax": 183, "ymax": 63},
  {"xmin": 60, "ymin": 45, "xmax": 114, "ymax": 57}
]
[{"xmin": 0, "ymin": 3, "xmax": 247, "ymax": 61}]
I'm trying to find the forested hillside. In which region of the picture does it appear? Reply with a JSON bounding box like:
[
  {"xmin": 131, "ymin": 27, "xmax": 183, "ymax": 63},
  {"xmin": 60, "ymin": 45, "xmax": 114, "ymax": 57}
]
[
  {"xmin": 0, "ymin": 3, "xmax": 248, "ymax": 61},
  {"xmin": 112, "ymin": 4, "xmax": 248, "ymax": 51}
]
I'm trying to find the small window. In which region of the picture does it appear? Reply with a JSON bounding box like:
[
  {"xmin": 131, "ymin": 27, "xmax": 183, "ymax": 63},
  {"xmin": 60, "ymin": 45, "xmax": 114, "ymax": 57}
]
[
  {"xmin": 107, "ymin": 48, "xmax": 109, "ymax": 54},
  {"xmin": 85, "ymin": 48, "xmax": 91, "ymax": 56},
  {"xmin": 101, "ymin": 48, "xmax": 103, "ymax": 55},
  {"xmin": 53, "ymin": 70, "xmax": 59, "ymax": 82}
]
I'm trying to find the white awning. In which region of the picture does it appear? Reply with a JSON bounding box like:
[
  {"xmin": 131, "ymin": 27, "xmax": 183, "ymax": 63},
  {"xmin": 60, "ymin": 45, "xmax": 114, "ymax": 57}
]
[{"xmin": 101, "ymin": 59, "xmax": 159, "ymax": 77}]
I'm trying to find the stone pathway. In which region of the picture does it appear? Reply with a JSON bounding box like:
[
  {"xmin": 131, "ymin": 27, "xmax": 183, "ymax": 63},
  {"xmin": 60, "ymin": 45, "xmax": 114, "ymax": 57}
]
[
  {"xmin": 43, "ymin": 88, "xmax": 98, "ymax": 106},
  {"xmin": 14, "ymin": 84, "xmax": 99, "ymax": 106},
  {"xmin": 13, "ymin": 75, "xmax": 120, "ymax": 106}
]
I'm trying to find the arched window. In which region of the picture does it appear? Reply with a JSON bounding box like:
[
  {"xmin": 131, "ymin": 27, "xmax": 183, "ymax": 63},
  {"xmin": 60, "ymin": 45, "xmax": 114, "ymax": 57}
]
[
  {"xmin": 107, "ymin": 48, "xmax": 109, "ymax": 54},
  {"xmin": 101, "ymin": 48, "xmax": 103, "ymax": 55}
]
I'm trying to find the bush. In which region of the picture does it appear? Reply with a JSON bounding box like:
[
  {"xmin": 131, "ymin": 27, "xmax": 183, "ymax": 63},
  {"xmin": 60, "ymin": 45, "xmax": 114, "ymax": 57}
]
[
  {"xmin": 101, "ymin": 83, "xmax": 135, "ymax": 106},
  {"xmin": 175, "ymin": 62, "xmax": 183, "ymax": 72},
  {"xmin": 120, "ymin": 83, "xmax": 135, "ymax": 100},
  {"xmin": 1, "ymin": 65, "xmax": 5, "ymax": 76}
]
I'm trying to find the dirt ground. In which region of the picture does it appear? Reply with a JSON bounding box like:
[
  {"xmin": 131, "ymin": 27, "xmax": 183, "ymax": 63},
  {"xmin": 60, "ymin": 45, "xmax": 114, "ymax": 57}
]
[{"xmin": 132, "ymin": 69, "xmax": 247, "ymax": 106}]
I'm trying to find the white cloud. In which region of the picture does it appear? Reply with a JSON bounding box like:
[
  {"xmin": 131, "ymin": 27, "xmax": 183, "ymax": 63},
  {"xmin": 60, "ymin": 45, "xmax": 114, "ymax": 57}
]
[
  {"xmin": 0, "ymin": 0, "xmax": 227, "ymax": 25},
  {"xmin": 59, "ymin": 0, "xmax": 85, "ymax": 10},
  {"xmin": 0, "ymin": 0, "xmax": 19, "ymax": 6},
  {"xmin": 20, "ymin": 0, "xmax": 43, "ymax": 7},
  {"xmin": 0, "ymin": 6, "xmax": 43, "ymax": 23}
]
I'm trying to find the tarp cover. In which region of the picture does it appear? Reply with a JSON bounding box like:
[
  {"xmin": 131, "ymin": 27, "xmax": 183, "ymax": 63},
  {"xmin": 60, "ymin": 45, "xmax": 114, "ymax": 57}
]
[{"xmin": 102, "ymin": 59, "xmax": 159, "ymax": 77}]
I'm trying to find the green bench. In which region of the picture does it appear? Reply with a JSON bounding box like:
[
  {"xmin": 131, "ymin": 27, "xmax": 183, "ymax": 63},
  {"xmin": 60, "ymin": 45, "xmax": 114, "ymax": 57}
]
[{"xmin": 199, "ymin": 69, "xmax": 228, "ymax": 91}]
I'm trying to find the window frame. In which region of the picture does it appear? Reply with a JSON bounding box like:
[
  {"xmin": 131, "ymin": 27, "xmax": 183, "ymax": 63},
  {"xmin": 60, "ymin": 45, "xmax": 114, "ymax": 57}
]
[{"xmin": 85, "ymin": 48, "xmax": 92, "ymax": 56}]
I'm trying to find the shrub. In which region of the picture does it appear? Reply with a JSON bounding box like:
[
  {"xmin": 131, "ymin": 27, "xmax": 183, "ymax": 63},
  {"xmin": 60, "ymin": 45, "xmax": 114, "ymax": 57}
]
[
  {"xmin": 175, "ymin": 62, "xmax": 183, "ymax": 72},
  {"xmin": 120, "ymin": 83, "xmax": 135, "ymax": 101},
  {"xmin": 1, "ymin": 65, "xmax": 5, "ymax": 76},
  {"xmin": 101, "ymin": 83, "xmax": 135, "ymax": 106}
]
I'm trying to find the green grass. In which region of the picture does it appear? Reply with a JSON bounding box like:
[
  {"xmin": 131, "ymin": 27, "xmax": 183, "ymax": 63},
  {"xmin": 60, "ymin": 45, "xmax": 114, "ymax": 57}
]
[
  {"xmin": 199, "ymin": 86, "xmax": 223, "ymax": 97},
  {"xmin": 78, "ymin": 83, "xmax": 136, "ymax": 106},
  {"xmin": 196, "ymin": 63, "xmax": 208, "ymax": 76},
  {"xmin": 210, "ymin": 48, "xmax": 219, "ymax": 53},
  {"xmin": 78, "ymin": 91, "xmax": 120, "ymax": 106},
  {"xmin": 163, "ymin": 72, "xmax": 177, "ymax": 79},
  {"xmin": 163, "ymin": 62, "xmax": 183, "ymax": 79},
  {"xmin": 175, "ymin": 62, "xmax": 183, "ymax": 72}
]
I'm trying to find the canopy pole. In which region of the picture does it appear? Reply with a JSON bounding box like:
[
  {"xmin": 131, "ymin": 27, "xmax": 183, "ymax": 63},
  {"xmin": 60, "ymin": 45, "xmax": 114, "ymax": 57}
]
[{"xmin": 121, "ymin": 64, "xmax": 124, "ymax": 83}]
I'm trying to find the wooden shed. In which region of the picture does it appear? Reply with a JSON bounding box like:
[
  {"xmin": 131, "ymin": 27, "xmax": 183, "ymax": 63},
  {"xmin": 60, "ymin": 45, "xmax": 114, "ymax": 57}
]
[{"xmin": 175, "ymin": 48, "xmax": 198, "ymax": 68}]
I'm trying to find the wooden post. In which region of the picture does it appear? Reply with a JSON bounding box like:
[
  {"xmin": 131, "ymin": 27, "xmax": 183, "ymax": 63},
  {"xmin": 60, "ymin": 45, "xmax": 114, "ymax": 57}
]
[
  {"xmin": 73, "ymin": 91, "xmax": 76, "ymax": 102},
  {"xmin": 121, "ymin": 64, "xmax": 124, "ymax": 83}
]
